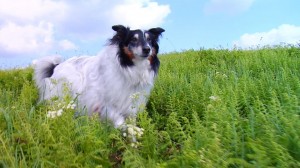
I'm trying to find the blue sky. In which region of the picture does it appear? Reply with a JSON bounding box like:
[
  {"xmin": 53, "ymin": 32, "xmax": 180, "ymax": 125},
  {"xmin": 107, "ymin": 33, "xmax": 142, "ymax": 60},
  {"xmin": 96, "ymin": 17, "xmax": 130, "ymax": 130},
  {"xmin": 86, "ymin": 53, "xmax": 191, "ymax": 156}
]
[{"xmin": 0, "ymin": 0, "xmax": 300, "ymax": 69}]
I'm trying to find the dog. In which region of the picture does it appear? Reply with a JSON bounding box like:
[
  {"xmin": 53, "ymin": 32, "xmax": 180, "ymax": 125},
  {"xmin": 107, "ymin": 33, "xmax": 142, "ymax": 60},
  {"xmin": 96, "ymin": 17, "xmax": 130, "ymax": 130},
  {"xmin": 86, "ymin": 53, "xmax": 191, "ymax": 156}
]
[{"xmin": 34, "ymin": 25, "xmax": 165, "ymax": 128}]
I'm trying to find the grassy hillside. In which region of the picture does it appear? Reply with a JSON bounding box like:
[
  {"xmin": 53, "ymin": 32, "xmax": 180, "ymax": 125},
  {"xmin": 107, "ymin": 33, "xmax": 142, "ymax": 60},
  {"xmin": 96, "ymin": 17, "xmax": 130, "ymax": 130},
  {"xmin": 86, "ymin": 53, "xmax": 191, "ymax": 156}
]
[{"xmin": 1, "ymin": 47, "xmax": 300, "ymax": 167}]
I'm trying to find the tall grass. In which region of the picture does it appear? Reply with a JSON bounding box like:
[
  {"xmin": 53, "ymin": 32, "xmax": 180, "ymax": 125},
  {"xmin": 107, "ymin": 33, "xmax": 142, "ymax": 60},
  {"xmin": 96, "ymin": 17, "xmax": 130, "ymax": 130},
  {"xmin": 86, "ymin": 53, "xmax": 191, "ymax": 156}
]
[{"xmin": 1, "ymin": 46, "xmax": 300, "ymax": 167}]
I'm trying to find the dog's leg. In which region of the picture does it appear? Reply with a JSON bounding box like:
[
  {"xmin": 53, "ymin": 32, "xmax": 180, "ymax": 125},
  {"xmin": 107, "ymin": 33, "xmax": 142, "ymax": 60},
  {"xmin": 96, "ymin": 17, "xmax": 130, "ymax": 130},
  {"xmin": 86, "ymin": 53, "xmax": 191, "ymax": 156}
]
[{"xmin": 100, "ymin": 106, "xmax": 126, "ymax": 128}]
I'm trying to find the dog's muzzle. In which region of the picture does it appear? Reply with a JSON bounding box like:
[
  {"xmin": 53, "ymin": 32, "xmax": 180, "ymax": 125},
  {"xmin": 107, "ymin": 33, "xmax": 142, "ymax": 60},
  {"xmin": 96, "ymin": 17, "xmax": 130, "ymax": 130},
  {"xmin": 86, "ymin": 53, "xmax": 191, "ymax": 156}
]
[{"xmin": 142, "ymin": 46, "xmax": 151, "ymax": 57}]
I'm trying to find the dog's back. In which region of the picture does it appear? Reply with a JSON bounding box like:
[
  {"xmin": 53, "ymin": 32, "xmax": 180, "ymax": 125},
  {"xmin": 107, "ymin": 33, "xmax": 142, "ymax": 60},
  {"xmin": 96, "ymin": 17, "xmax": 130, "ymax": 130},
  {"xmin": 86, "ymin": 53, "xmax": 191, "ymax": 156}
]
[{"xmin": 34, "ymin": 54, "xmax": 98, "ymax": 100}]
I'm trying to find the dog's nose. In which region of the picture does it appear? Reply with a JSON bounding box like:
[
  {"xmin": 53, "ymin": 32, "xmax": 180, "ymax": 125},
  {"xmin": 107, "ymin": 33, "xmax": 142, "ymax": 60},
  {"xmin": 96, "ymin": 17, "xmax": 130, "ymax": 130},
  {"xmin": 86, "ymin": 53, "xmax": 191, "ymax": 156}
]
[{"xmin": 143, "ymin": 47, "xmax": 150, "ymax": 54}]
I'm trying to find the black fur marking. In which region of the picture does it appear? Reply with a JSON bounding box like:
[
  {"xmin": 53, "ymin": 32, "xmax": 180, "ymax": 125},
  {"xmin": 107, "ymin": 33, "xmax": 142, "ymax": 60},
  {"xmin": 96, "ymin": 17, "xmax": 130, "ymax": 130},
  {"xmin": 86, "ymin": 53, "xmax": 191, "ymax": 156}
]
[
  {"xmin": 149, "ymin": 42, "xmax": 160, "ymax": 74},
  {"xmin": 110, "ymin": 25, "xmax": 134, "ymax": 67},
  {"xmin": 118, "ymin": 49, "xmax": 134, "ymax": 67},
  {"xmin": 44, "ymin": 63, "xmax": 58, "ymax": 78},
  {"xmin": 151, "ymin": 55, "xmax": 160, "ymax": 74},
  {"xmin": 146, "ymin": 27, "xmax": 164, "ymax": 74}
]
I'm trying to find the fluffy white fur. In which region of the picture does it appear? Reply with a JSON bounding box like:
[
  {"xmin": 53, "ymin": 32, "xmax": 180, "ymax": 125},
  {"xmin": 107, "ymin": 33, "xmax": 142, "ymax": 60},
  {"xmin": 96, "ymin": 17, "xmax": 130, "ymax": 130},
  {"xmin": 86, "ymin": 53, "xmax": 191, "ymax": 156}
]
[{"xmin": 34, "ymin": 45, "xmax": 156, "ymax": 127}]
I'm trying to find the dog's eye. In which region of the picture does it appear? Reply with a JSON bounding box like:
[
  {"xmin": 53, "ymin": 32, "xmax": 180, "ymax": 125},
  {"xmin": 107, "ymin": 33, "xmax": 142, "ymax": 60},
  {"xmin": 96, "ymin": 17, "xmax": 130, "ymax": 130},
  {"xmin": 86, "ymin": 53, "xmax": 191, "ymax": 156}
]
[
  {"xmin": 146, "ymin": 37, "xmax": 151, "ymax": 42},
  {"xmin": 131, "ymin": 37, "xmax": 138, "ymax": 42}
]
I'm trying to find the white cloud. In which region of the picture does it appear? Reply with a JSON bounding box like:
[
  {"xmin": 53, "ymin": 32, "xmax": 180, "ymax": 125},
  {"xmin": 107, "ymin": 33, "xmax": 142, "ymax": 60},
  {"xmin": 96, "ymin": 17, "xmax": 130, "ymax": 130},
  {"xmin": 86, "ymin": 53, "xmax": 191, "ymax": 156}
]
[
  {"xmin": 233, "ymin": 24, "xmax": 300, "ymax": 48},
  {"xmin": 0, "ymin": 0, "xmax": 170, "ymax": 58},
  {"xmin": 59, "ymin": 0, "xmax": 170, "ymax": 39},
  {"xmin": 111, "ymin": 0, "xmax": 171, "ymax": 29},
  {"xmin": 0, "ymin": 21, "xmax": 54, "ymax": 54},
  {"xmin": 0, "ymin": 0, "xmax": 67, "ymax": 56},
  {"xmin": 58, "ymin": 40, "xmax": 77, "ymax": 50},
  {"xmin": 0, "ymin": 0, "xmax": 68, "ymax": 23},
  {"xmin": 204, "ymin": 0, "xmax": 254, "ymax": 15}
]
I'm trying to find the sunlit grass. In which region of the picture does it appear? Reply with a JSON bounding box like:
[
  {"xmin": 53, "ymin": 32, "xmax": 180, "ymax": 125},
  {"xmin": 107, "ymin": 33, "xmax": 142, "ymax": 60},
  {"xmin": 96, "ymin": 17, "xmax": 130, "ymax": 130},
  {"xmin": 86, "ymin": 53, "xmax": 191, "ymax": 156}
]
[{"xmin": 1, "ymin": 46, "xmax": 300, "ymax": 167}]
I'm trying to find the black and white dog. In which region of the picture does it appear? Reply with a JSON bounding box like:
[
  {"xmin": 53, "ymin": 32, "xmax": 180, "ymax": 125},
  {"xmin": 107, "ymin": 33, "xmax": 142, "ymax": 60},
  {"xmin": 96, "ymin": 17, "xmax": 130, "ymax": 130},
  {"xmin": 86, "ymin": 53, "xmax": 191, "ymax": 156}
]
[{"xmin": 34, "ymin": 25, "xmax": 165, "ymax": 127}]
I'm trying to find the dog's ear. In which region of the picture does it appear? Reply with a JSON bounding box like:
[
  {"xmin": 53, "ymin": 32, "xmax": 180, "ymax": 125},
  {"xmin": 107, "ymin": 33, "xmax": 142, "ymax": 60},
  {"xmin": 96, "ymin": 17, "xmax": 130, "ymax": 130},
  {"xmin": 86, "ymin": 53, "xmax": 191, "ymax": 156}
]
[
  {"xmin": 149, "ymin": 27, "xmax": 165, "ymax": 35},
  {"xmin": 111, "ymin": 25, "xmax": 129, "ymax": 44},
  {"xmin": 148, "ymin": 27, "xmax": 165, "ymax": 41},
  {"xmin": 112, "ymin": 25, "xmax": 127, "ymax": 32}
]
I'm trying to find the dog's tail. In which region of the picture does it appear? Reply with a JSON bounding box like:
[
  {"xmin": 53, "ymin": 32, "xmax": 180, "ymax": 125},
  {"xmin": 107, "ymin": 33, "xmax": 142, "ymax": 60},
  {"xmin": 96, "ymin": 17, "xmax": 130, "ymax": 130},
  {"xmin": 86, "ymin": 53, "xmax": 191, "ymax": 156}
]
[{"xmin": 33, "ymin": 56, "xmax": 62, "ymax": 90}]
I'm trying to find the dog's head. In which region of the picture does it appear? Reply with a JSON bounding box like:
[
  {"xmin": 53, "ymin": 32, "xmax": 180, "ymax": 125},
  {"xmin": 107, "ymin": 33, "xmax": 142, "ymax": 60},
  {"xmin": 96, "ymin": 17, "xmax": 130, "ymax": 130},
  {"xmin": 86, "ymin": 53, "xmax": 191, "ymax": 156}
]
[{"xmin": 109, "ymin": 25, "xmax": 164, "ymax": 69}]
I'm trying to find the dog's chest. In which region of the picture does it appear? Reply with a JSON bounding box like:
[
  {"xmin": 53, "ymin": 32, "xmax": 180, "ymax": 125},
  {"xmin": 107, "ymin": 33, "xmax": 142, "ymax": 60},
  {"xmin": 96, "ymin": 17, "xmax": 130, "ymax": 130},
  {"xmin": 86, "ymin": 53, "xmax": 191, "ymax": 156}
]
[
  {"xmin": 107, "ymin": 62, "xmax": 154, "ymax": 94},
  {"xmin": 86, "ymin": 58, "xmax": 154, "ymax": 100}
]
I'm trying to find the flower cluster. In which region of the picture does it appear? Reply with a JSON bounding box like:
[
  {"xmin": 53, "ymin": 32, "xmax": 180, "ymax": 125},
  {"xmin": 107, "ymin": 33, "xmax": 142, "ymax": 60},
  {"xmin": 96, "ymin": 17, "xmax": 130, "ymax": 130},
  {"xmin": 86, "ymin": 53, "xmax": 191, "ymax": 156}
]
[
  {"xmin": 122, "ymin": 124, "xmax": 144, "ymax": 148},
  {"xmin": 47, "ymin": 100, "xmax": 76, "ymax": 119},
  {"xmin": 47, "ymin": 109, "xmax": 63, "ymax": 118},
  {"xmin": 209, "ymin": 95, "xmax": 220, "ymax": 101},
  {"xmin": 130, "ymin": 92, "xmax": 141, "ymax": 100}
]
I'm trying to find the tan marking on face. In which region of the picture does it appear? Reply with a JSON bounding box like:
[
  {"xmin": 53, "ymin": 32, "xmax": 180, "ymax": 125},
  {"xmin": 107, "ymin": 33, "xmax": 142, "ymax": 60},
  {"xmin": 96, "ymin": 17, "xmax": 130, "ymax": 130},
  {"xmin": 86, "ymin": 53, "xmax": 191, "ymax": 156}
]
[
  {"xmin": 123, "ymin": 47, "xmax": 135, "ymax": 60},
  {"xmin": 148, "ymin": 47, "xmax": 157, "ymax": 64}
]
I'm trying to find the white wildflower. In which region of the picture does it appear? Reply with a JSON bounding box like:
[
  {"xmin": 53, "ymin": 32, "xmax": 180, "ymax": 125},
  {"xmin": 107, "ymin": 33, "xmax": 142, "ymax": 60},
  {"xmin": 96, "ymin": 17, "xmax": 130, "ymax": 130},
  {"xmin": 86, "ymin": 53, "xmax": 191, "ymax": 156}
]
[
  {"xmin": 127, "ymin": 127, "xmax": 135, "ymax": 136},
  {"xmin": 66, "ymin": 101, "xmax": 76, "ymax": 109},
  {"xmin": 66, "ymin": 104, "xmax": 71, "ymax": 109},
  {"xmin": 130, "ymin": 92, "xmax": 140, "ymax": 99},
  {"xmin": 209, "ymin": 95, "xmax": 220, "ymax": 101},
  {"xmin": 123, "ymin": 123, "xmax": 144, "ymax": 148},
  {"xmin": 127, "ymin": 124, "xmax": 134, "ymax": 128},
  {"xmin": 134, "ymin": 126, "xmax": 144, "ymax": 138},
  {"xmin": 47, "ymin": 109, "xmax": 64, "ymax": 119},
  {"xmin": 126, "ymin": 124, "xmax": 144, "ymax": 137},
  {"xmin": 134, "ymin": 127, "xmax": 141, "ymax": 132},
  {"xmin": 47, "ymin": 111, "xmax": 57, "ymax": 118},
  {"xmin": 130, "ymin": 143, "xmax": 137, "ymax": 148},
  {"xmin": 57, "ymin": 109, "xmax": 63, "ymax": 116},
  {"xmin": 57, "ymin": 103, "xmax": 62, "ymax": 108},
  {"xmin": 136, "ymin": 133, "xmax": 143, "ymax": 138},
  {"xmin": 130, "ymin": 142, "xmax": 141, "ymax": 148}
]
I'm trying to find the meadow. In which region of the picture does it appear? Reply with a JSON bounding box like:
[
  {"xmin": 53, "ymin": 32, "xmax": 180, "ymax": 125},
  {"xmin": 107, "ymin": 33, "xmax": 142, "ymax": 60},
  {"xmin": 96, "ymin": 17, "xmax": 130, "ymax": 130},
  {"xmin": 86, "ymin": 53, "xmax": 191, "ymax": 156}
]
[{"xmin": 0, "ymin": 46, "xmax": 299, "ymax": 167}]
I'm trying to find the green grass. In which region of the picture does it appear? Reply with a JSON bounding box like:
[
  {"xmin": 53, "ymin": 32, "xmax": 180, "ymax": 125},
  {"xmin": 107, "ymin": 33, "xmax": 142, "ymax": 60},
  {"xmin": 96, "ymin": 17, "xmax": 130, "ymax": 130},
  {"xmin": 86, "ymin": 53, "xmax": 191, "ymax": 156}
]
[{"xmin": 1, "ymin": 46, "xmax": 300, "ymax": 167}]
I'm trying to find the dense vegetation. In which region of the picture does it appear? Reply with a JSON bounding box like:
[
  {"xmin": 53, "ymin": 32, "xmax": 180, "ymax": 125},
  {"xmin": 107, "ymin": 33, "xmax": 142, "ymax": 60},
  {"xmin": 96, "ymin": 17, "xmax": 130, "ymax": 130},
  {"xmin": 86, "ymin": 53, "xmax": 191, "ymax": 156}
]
[{"xmin": 1, "ymin": 47, "xmax": 300, "ymax": 167}]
